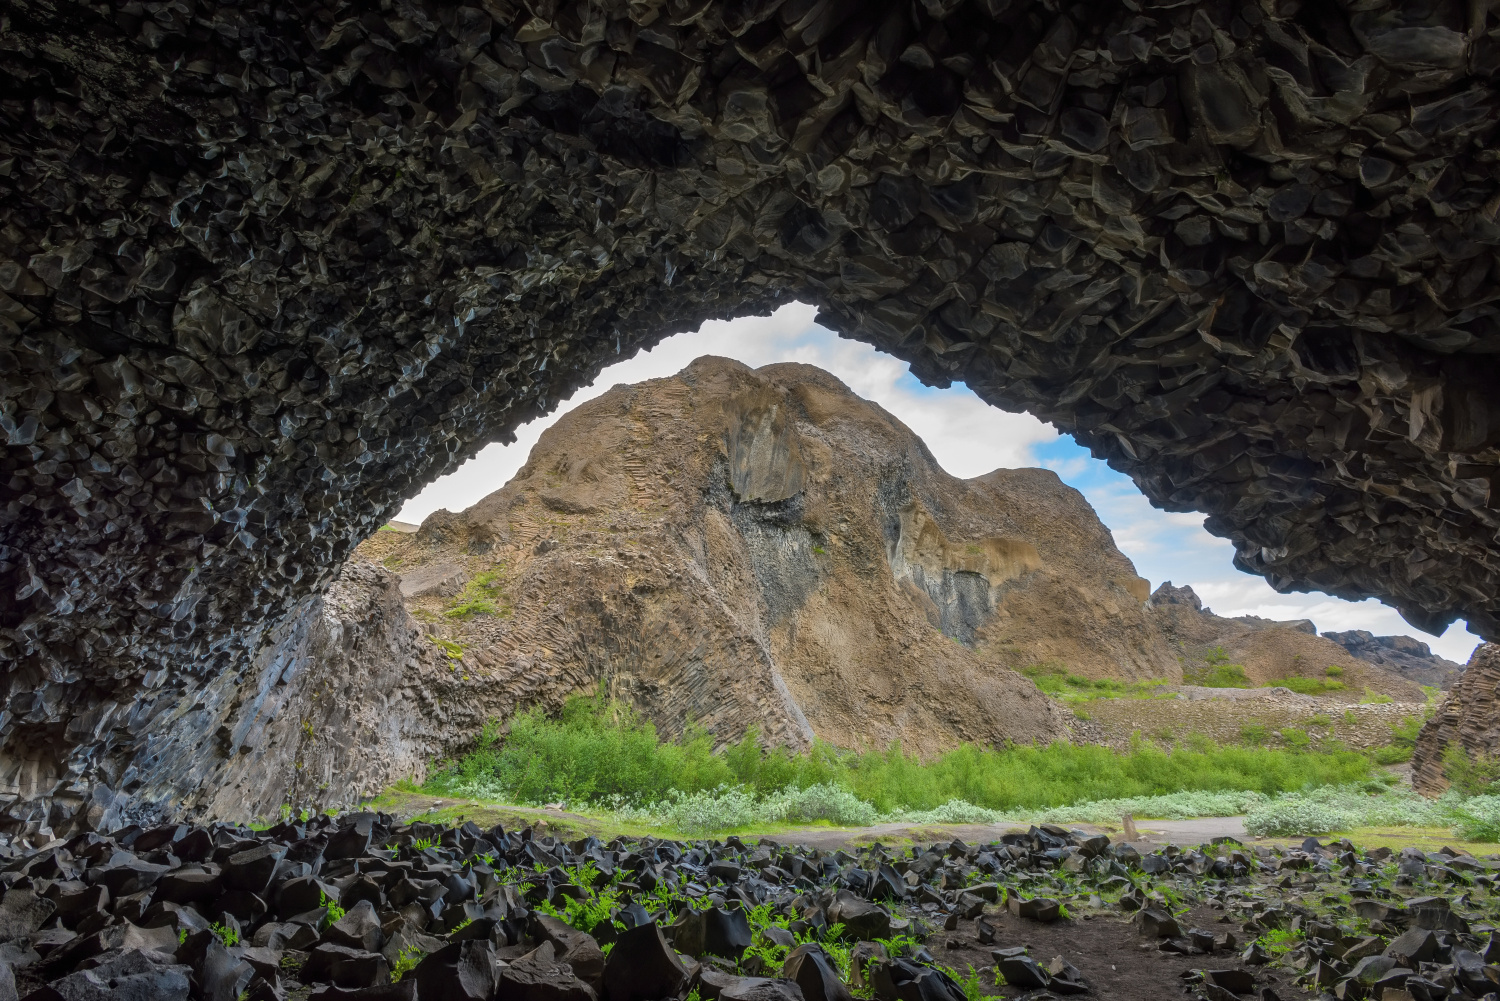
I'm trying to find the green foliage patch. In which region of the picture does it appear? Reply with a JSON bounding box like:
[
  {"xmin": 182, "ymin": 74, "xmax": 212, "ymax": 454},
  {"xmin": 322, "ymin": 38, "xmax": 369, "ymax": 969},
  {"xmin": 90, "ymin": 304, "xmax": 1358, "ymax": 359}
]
[
  {"xmin": 1272, "ymin": 676, "xmax": 1345, "ymax": 696},
  {"xmin": 427, "ymin": 695, "xmax": 1375, "ymax": 833},
  {"xmin": 1019, "ymin": 663, "xmax": 1173, "ymax": 703},
  {"xmin": 446, "ymin": 570, "xmax": 509, "ymax": 619}
]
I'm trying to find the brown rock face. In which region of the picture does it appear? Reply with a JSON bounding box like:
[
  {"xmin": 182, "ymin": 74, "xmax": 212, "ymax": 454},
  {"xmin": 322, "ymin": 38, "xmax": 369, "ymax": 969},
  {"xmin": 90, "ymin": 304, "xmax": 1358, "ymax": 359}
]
[
  {"xmin": 1147, "ymin": 582, "xmax": 1423, "ymax": 701},
  {"xmin": 1413, "ymin": 644, "xmax": 1500, "ymax": 795},
  {"xmin": 362, "ymin": 357, "xmax": 1181, "ymax": 755},
  {"xmin": 4, "ymin": 0, "xmax": 1500, "ymax": 818}
]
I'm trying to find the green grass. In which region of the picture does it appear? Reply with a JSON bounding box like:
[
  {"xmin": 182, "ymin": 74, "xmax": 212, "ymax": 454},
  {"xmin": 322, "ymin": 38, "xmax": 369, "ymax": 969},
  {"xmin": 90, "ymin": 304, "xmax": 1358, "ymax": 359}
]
[
  {"xmin": 1271, "ymin": 676, "xmax": 1346, "ymax": 696},
  {"xmin": 427, "ymin": 694, "xmax": 1375, "ymax": 823},
  {"xmin": 1020, "ymin": 663, "xmax": 1172, "ymax": 703},
  {"xmin": 1184, "ymin": 662, "xmax": 1252, "ymax": 688},
  {"xmin": 445, "ymin": 570, "xmax": 509, "ymax": 619}
]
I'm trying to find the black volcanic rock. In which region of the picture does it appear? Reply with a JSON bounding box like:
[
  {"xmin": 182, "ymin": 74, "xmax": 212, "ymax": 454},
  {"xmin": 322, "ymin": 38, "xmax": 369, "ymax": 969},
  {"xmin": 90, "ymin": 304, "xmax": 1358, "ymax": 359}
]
[
  {"xmin": 1, "ymin": 0, "xmax": 1500, "ymax": 823},
  {"xmin": 1326, "ymin": 630, "xmax": 1466, "ymax": 689}
]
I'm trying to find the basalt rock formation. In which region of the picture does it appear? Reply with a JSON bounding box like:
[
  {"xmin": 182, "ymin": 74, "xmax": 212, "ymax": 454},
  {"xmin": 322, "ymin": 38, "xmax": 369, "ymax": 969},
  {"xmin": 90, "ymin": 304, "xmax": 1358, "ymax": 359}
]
[
  {"xmin": 3, "ymin": 810, "xmax": 1476, "ymax": 1001},
  {"xmin": 4, "ymin": 0, "xmax": 1500, "ymax": 818},
  {"xmin": 1412, "ymin": 642, "xmax": 1500, "ymax": 795},
  {"xmin": 1147, "ymin": 582, "xmax": 1424, "ymax": 701},
  {"xmin": 360, "ymin": 356, "xmax": 1171, "ymax": 759},
  {"xmin": 1325, "ymin": 628, "xmax": 1466, "ymax": 689}
]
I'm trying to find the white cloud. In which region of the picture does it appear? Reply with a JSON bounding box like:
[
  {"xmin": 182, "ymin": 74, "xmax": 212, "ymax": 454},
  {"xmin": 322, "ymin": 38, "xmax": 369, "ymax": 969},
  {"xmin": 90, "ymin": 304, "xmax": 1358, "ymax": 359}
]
[
  {"xmin": 395, "ymin": 304, "xmax": 1485, "ymax": 667},
  {"xmin": 396, "ymin": 305, "xmax": 1057, "ymax": 521}
]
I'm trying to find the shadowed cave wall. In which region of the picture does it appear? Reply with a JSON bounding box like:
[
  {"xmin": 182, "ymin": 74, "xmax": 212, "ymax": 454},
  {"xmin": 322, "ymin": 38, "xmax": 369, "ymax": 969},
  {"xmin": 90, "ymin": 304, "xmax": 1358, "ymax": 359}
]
[{"xmin": 2, "ymin": 0, "xmax": 1500, "ymax": 825}]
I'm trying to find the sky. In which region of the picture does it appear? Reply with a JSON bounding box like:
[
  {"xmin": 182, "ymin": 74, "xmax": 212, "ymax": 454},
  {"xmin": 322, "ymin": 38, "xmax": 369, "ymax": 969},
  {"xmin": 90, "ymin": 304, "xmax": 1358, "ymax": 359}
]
[{"xmin": 396, "ymin": 302, "xmax": 1483, "ymax": 664}]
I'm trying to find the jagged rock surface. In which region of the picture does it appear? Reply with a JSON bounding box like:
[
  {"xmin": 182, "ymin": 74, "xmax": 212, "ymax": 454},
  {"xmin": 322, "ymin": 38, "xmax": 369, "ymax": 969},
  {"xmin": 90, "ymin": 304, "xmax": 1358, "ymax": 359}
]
[
  {"xmin": 1147, "ymin": 582, "xmax": 1423, "ymax": 701},
  {"xmin": 360, "ymin": 356, "xmax": 1162, "ymax": 758},
  {"xmin": 1325, "ymin": 628, "xmax": 1466, "ymax": 689},
  {"xmin": 3, "ymin": 0, "xmax": 1500, "ymax": 815},
  {"xmin": 0, "ymin": 808, "xmax": 1496, "ymax": 1001},
  {"xmin": 1412, "ymin": 642, "xmax": 1500, "ymax": 794},
  {"xmin": 1, "ymin": 564, "xmax": 457, "ymax": 835}
]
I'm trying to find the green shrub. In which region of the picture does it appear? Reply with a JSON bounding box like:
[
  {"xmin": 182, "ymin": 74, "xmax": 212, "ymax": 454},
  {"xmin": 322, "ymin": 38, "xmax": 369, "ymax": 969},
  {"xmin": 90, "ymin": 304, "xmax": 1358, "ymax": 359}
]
[
  {"xmin": 1245, "ymin": 799, "xmax": 1350, "ymax": 836},
  {"xmin": 1325, "ymin": 665, "xmax": 1344, "ymax": 677},
  {"xmin": 1019, "ymin": 664, "xmax": 1168, "ymax": 703},
  {"xmin": 1280, "ymin": 727, "xmax": 1311, "ymax": 750},
  {"xmin": 1239, "ymin": 723, "xmax": 1269, "ymax": 747},
  {"xmin": 1360, "ymin": 689, "xmax": 1394, "ymax": 705},
  {"xmin": 430, "ymin": 695, "xmax": 1374, "ymax": 823},
  {"xmin": 1372, "ymin": 744, "xmax": 1413, "ymax": 766},
  {"xmin": 446, "ymin": 570, "xmax": 508, "ymax": 619},
  {"xmin": 1185, "ymin": 662, "xmax": 1251, "ymax": 688},
  {"xmin": 1271, "ymin": 677, "xmax": 1345, "ymax": 696},
  {"xmin": 1452, "ymin": 795, "xmax": 1500, "ymax": 842},
  {"xmin": 1443, "ymin": 742, "xmax": 1500, "ymax": 796}
]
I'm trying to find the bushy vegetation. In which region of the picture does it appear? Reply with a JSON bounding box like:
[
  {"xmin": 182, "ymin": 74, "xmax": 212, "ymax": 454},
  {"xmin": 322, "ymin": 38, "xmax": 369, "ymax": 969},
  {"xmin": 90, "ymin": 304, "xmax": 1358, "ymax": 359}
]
[
  {"xmin": 1020, "ymin": 664, "xmax": 1173, "ymax": 703},
  {"xmin": 445, "ymin": 569, "xmax": 508, "ymax": 619},
  {"xmin": 1273, "ymin": 676, "xmax": 1346, "ymax": 696},
  {"xmin": 1442, "ymin": 741, "xmax": 1500, "ymax": 796},
  {"xmin": 427, "ymin": 695, "xmax": 1375, "ymax": 833}
]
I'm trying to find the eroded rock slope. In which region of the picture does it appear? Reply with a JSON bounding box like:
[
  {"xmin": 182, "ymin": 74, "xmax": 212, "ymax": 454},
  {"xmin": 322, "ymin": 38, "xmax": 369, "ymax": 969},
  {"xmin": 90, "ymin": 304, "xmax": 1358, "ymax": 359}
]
[
  {"xmin": 1147, "ymin": 582, "xmax": 1425, "ymax": 701},
  {"xmin": 361, "ymin": 356, "xmax": 1179, "ymax": 756}
]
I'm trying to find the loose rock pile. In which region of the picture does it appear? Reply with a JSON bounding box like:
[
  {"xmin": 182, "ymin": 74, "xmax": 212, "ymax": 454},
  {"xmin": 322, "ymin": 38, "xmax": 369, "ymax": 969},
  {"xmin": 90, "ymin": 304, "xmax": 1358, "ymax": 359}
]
[
  {"xmin": 2, "ymin": 812, "xmax": 1500, "ymax": 1000},
  {"xmin": 4, "ymin": 0, "xmax": 1500, "ymax": 826}
]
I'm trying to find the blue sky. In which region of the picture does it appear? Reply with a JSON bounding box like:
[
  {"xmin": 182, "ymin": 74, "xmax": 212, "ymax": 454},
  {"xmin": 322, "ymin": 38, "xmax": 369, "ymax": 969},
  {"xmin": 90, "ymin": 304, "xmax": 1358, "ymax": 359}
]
[{"xmin": 399, "ymin": 303, "xmax": 1482, "ymax": 664}]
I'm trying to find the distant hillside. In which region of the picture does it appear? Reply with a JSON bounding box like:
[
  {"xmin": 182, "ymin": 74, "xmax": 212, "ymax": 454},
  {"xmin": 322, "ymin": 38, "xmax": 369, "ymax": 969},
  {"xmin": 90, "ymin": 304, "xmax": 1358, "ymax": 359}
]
[
  {"xmin": 1323, "ymin": 630, "xmax": 1464, "ymax": 689},
  {"xmin": 357, "ymin": 357, "xmax": 1198, "ymax": 755},
  {"xmin": 1147, "ymin": 583, "xmax": 1424, "ymax": 701}
]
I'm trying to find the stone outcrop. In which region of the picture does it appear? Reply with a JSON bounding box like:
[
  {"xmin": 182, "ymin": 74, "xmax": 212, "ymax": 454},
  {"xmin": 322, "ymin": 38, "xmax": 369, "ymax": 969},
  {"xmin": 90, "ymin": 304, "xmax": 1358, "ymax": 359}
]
[
  {"xmin": 1412, "ymin": 643, "xmax": 1500, "ymax": 795},
  {"xmin": 361, "ymin": 356, "xmax": 1170, "ymax": 759},
  {"xmin": 1324, "ymin": 629, "xmax": 1466, "ymax": 689},
  {"xmin": 3, "ymin": 0, "xmax": 1500, "ymax": 816},
  {"xmin": 1147, "ymin": 582, "xmax": 1423, "ymax": 701},
  {"xmin": 1, "ymin": 564, "xmax": 458, "ymax": 834}
]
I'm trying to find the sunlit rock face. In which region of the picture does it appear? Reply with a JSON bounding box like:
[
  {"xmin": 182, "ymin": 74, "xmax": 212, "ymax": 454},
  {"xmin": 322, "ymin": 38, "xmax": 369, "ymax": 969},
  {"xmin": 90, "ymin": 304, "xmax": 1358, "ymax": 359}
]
[{"xmin": 1, "ymin": 0, "xmax": 1498, "ymax": 819}]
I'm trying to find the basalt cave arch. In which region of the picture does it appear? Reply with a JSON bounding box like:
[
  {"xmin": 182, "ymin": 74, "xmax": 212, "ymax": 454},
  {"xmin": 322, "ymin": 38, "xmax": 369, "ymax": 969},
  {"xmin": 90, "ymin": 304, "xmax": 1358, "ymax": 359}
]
[{"xmin": 2, "ymin": 0, "xmax": 1500, "ymax": 826}]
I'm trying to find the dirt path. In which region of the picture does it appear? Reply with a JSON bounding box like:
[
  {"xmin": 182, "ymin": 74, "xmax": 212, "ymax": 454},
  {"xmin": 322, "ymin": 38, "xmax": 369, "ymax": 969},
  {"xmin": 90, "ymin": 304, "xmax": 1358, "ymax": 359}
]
[{"xmin": 372, "ymin": 790, "xmax": 1255, "ymax": 849}]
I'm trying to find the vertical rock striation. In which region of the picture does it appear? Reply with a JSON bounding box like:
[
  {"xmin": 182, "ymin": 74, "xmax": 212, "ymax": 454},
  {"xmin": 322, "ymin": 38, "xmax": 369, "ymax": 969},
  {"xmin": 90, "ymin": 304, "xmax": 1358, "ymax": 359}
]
[{"xmin": 1413, "ymin": 643, "xmax": 1500, "ymax": 794}]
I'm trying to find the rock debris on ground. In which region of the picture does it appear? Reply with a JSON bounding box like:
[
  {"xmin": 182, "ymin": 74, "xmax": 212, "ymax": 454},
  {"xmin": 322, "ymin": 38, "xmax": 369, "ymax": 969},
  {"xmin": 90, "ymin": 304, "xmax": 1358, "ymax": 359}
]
[{"xmin": 1, "ymin": 812, "xmax": 1500, "ymax": 1000}]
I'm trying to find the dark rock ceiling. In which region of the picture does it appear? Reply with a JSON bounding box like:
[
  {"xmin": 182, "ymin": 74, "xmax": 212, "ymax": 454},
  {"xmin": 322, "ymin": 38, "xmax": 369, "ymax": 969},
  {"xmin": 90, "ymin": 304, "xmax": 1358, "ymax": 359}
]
[{"xmin": 1, "ymin": 0, "xmax": 1499, "ymax": 813}]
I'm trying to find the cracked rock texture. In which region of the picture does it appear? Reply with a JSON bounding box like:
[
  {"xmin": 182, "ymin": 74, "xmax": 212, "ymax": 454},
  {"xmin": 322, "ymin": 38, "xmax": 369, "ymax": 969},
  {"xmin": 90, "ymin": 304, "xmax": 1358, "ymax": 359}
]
[
  {"xmin": 1412, "ymin": 642, "xmax": 1500, "ymax": 795},
  {"xmin": 362, "ymin": 356, "xmax": 1109, "ymax": 760},
  {"xmin": 1324, "ymin": 627, "xmax": 1465, "ymax": 689},
  {"xmin": 2, "ymin": 0, "xmax": 1500, "ymax": 815}
]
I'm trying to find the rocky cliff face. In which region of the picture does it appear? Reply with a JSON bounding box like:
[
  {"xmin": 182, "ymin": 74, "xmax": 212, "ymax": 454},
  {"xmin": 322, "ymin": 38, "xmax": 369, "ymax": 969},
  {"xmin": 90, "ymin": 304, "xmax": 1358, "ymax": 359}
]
[
  {"xmin": 1146, "ymin": 583, "xmax": 1424, "ymax": 702},
  {"xmin": 1413, "ymin": 644, "xmax": 1500, "ymax": 795},
  {"xmin": 0, "ymin": 564, "xmax": 459, "ymax": 833},
  {"xmin": 359, "ymin": 357, "xmax": 1182, "ymax": 757},
  {"xmin": 1324, "ymin": 630, "xmax": 1465, "ymax": 690}
]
